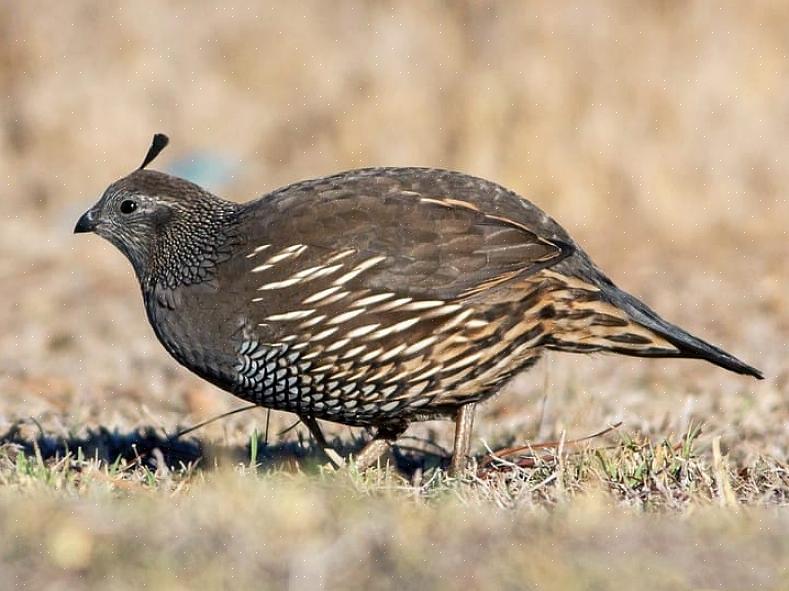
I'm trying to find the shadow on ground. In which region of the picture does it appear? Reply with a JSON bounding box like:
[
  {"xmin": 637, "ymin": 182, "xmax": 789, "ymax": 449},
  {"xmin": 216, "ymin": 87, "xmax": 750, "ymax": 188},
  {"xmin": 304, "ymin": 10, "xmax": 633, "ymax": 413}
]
[{"xmin": 0, "ymin": 419, "xmax": 453, "ymax": 475}]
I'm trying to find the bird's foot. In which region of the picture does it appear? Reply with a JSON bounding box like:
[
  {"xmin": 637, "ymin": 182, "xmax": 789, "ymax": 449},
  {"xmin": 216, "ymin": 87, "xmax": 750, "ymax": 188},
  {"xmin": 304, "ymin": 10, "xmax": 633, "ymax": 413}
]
[
  {"xmin": 352, "ymin": 422, "xmax": 408, "ymax": 472},
  {"xmin": 448, "ymin": 403, "xmax": 477, "ymax": 477}
]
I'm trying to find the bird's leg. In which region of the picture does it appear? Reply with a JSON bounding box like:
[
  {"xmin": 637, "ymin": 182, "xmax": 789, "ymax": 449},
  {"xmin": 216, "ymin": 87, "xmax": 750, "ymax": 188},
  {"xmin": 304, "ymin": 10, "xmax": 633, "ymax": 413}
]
[
  {"xmin": 449, "ymin": 403, "xmax": 477, "ymax": 476},
  {"xmin": 354, "ymin": 423, "xmax": 407, "ymax": 471},
  {"xmin": 299, "ymin": 414, "xmax": 343, "ymax": 468}
]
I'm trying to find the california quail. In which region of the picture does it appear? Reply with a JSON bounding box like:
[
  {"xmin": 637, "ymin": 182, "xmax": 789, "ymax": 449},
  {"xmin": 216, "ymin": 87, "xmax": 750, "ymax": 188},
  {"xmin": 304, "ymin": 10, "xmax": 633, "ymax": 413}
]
[{"xmin": 75, "ymin": 134, "xmax": 763, "ymax": 473}]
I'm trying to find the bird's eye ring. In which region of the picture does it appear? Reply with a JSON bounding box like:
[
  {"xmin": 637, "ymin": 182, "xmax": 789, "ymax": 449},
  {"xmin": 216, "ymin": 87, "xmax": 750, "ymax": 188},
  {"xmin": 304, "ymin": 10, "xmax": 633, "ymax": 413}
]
[{"xmin": 119, "ymin": 199, "xmax": 138, "ymax": 214}]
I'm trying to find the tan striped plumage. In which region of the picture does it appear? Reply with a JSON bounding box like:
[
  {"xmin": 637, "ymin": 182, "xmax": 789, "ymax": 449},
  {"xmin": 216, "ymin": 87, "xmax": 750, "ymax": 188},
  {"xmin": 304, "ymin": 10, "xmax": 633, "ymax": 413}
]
[{"xmin": 75, "ymin": 135, "xmax": 763, "ymax": 473}]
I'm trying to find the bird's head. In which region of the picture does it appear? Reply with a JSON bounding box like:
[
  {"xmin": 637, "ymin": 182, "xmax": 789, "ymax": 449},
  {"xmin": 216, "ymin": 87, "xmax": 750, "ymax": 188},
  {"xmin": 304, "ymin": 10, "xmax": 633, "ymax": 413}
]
[{"xmin": 75, "ymin": 134, "xmax": 238, "ymax": 286}]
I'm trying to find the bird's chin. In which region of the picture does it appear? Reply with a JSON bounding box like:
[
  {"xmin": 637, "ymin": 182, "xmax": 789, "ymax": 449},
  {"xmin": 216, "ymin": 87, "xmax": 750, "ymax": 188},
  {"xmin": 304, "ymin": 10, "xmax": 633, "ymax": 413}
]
[
  {"xmin": 93, "ymin": 230, "xmax": 143, "ymax": 273},
  {"xmin": 92, "ymin": 225, "xmax": 121, "ymax": 248}
]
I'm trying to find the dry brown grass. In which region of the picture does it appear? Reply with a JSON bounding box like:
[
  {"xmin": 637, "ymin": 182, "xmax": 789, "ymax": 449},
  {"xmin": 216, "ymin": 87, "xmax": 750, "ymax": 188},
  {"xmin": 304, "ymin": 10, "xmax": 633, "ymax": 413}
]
[{"xmin": 0, "ymin": 1, "xmax": 787, "ymax": 589}]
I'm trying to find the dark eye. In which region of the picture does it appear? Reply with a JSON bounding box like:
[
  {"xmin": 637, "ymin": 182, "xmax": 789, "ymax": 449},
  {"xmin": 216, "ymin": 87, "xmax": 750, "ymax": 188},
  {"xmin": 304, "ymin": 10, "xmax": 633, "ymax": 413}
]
[{"xmin": 119, "ymin": 199, "xmax": 138, "ymax": 214}]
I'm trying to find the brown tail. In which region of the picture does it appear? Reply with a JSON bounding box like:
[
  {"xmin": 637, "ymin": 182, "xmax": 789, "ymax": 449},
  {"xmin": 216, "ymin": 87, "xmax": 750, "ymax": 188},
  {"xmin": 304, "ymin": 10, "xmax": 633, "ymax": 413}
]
[
  {"xmin": 603, "ymin": 285, "xmax": 763, "ymax": 379},
  {"xmin": 541, "ymin": 272, "xmax": 763, "ymax": 380}
]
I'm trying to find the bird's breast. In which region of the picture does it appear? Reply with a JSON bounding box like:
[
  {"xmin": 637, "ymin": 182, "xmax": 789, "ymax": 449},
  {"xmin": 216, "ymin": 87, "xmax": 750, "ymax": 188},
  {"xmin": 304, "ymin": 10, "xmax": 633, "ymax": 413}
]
[{"xmin": 144, "ymin": 283, "xmax": 239, "ymax": 390}]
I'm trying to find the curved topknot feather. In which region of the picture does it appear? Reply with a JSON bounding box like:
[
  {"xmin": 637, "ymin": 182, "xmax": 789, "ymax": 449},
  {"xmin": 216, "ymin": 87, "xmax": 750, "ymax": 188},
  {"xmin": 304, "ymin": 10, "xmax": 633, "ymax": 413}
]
[{"xmin": 138, "ymin": 133, "xmax": 170, "ymax": 170}]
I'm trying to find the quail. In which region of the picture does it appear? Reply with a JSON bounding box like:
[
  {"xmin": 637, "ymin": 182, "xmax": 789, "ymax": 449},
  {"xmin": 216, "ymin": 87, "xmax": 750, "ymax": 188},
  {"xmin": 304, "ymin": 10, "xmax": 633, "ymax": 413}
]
[{"xmin": 75, "ymin": 134, "xmax": 763, "ymax": 474}]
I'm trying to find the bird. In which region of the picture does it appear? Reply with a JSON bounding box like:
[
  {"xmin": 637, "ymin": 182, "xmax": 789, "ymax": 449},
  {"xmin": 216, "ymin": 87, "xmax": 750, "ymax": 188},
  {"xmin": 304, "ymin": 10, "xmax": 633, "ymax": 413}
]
[{"xmin": 74, "ymin": 134, "xmax": 763, "ymax": 474}]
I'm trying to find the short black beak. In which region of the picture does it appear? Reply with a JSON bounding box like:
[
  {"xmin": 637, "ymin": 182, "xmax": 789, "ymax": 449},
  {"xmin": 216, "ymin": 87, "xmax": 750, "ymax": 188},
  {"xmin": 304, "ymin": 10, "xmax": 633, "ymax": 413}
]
[{"xmin": 74, "ymin": 209, "xmax": 97, "ymax": 234}]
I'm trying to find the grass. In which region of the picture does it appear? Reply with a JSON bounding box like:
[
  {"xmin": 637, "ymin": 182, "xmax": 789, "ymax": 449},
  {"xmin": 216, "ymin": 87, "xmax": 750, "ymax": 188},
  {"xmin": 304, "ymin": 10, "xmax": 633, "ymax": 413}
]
[
  {"xmin": 1, "ymin": 422, "xmax": 787, "ymax": 590},
  {"xmin": 2, "ymin": 417, "xmax": 786, "ymax": 507}
]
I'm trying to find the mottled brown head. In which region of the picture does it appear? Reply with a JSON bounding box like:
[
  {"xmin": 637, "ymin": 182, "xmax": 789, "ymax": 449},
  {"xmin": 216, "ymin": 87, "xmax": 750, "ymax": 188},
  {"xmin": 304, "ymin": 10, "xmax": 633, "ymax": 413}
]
[{"xmin": 74, "ymin": 134, "xmax": 238, "ymax": 285}]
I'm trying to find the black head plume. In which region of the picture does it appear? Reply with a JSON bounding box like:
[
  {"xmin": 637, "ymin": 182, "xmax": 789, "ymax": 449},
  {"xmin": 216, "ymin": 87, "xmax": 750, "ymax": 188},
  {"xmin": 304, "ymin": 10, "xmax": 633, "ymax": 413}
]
[{"xmin": 138, "ymin": 133, "xmax": 170, "ymax": 170}]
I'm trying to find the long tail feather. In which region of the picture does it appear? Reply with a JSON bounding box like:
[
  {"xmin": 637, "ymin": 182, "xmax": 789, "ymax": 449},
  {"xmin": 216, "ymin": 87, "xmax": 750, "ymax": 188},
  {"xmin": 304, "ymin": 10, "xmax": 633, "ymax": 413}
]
[
  {"xmin": 603, "ymin": 284, "xmax": 764, "ymax": 379},
  {"xmin": 540, "ymin": 268, "xmax": 763, "ymax": 380}
]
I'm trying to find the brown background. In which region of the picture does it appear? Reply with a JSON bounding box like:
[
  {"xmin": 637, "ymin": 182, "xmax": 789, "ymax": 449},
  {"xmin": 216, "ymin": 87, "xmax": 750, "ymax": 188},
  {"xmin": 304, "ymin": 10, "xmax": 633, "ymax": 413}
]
[
  {"xmin": 1, "ymin": 3, "xmax": 788, "ymax": 589},
  {"xmin": 0, "ymin": 0, "xmax": 786, "ymax": 458}
]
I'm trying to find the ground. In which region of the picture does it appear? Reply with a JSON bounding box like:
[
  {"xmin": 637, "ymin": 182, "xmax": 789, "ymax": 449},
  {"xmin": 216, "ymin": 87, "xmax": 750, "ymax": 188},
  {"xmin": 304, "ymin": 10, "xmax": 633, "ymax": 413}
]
[{"xmin": 1, "ymin": 2, "xmax": 787, "ymax": 590}]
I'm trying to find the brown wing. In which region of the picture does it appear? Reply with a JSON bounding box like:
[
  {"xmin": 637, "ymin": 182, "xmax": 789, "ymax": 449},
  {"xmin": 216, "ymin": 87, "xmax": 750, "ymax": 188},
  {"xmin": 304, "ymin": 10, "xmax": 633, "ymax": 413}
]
[{"xmin": 232, "ymin": 168, "xmax": 573, "ymax": 302}]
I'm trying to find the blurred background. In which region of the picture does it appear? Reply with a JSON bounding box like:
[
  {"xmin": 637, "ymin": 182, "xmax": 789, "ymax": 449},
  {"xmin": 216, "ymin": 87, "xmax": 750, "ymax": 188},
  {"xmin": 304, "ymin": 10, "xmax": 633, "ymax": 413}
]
[{"xmin": 0, "ymin": 1, "xmax": 786, "ymax": 458}]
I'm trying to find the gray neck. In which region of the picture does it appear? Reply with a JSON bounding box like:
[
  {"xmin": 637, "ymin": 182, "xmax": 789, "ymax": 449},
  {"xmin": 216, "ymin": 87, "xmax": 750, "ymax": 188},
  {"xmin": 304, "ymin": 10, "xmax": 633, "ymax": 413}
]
[{"xmin": 145, "ymin": 198, "xmax": 241, "ymax": 290}]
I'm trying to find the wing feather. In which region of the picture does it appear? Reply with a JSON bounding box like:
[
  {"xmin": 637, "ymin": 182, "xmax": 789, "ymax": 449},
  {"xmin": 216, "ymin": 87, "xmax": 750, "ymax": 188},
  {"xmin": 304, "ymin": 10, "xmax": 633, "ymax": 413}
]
[{"xmin": 232, "ymin": 168, "xmax": 574, "ymax": 302}]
